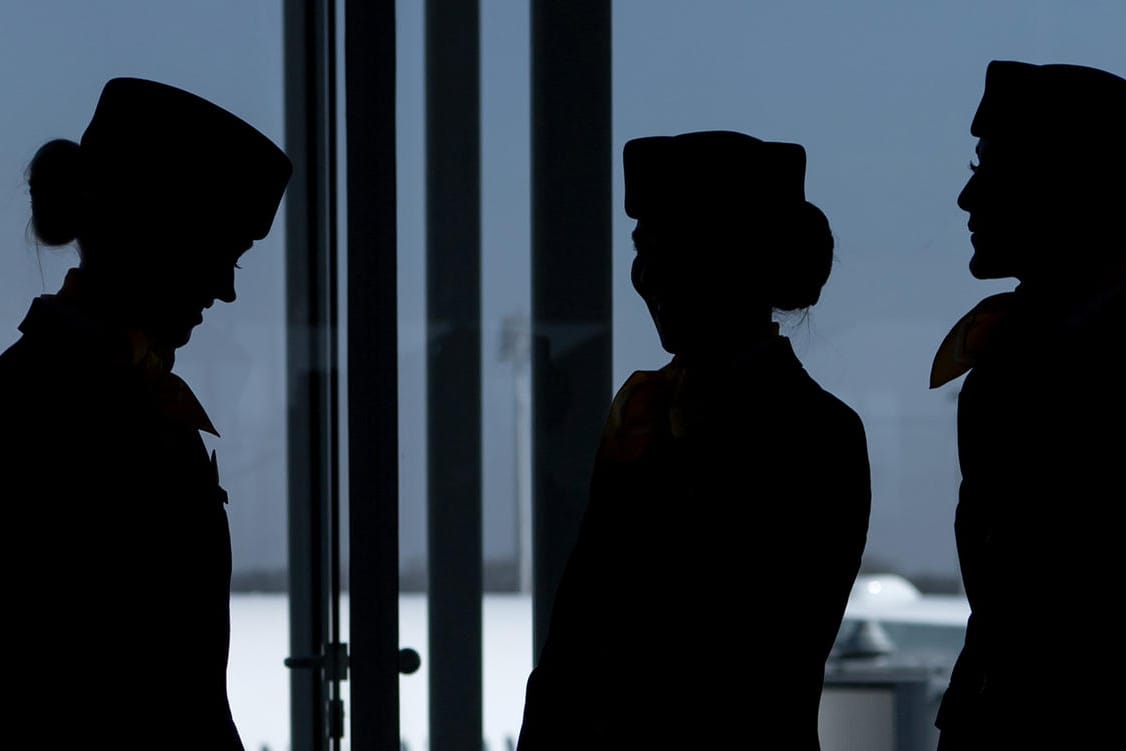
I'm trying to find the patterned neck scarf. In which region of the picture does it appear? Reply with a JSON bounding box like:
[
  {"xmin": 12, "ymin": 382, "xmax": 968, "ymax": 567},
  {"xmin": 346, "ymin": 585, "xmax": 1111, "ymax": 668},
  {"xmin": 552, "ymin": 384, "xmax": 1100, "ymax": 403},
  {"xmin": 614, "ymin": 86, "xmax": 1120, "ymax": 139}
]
[
  {"xmin": 929, "ymin": 292, "xmax": 1017, "ymax": 389},
  {"xmin": 930, "ymin": 269, "xmax": 1126, "ymax": 389},
  {"xmin": 31, "ymin": 268, "xmax": 220, "ymax": 437},
  {"xmin": 599, "ymin": 325, "xmax": 787, "ymax": 463}
]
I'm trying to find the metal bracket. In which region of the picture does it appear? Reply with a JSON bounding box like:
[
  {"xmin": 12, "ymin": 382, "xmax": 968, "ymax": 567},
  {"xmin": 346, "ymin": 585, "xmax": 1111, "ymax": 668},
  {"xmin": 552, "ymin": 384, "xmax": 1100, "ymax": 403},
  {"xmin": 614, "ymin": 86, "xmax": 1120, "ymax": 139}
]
[
  {"xmin": 285, "ymin": 640, "xmax": 350, "ymax": 681},
  {"xmin": 285, "ymin": 642, "xmax": 351, "ymax": 741},
  {"xmin": 328, "ymin": 697, "xmax": 346, "ymax": 741},
  {"xmin": 287, "ymin": 643, "xmax": 423, "ymax": 676}
]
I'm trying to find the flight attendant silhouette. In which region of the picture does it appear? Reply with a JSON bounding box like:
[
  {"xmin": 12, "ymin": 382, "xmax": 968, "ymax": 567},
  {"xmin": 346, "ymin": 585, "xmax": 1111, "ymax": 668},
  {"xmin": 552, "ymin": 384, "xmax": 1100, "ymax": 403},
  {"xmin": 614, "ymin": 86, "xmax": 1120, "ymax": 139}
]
[
  {"xmin": 0, "ymin": 78, "xmax": 291, "ymax": 749},
  {"xmin": 933, "ymin": 61, "xmax": 1126, "ymax": 750},
  {"xmin": 518, "ymin": 130, "xmax": 871, "ymax": 750}
]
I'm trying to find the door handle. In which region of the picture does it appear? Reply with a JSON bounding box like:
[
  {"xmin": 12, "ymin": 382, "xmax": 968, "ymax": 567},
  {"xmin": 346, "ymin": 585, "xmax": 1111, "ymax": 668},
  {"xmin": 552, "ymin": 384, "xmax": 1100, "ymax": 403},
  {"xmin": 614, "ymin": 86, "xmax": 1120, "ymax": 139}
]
[
  {"xmin": 399, "ymin": 647, "xmax": 421, "ymax": 675},
  {"xmin": 287, "ymin": 645, "xmax": 420, "ymax": 675}
]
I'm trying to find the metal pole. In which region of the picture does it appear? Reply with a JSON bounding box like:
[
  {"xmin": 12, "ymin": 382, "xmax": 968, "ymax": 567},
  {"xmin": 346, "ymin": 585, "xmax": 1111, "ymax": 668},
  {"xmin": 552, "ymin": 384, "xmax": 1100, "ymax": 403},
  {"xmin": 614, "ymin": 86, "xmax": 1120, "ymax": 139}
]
[
  {"xmin": 530, "ymin": 0, "xmax": 613, "ymax": 659},
  {"xmin": 284, "ymin": 0, "xmax": 332, "ymax": 747},
  {"xmin": 425, "ymin": 0, "xmax": 483, "ymax": 748},
  {"xmin": 345, "ymin": 0, "xmax": 401, "ymax": 748},
  {"xmin": 516, "ymin": 338, "xmax": 533, "ymax": 594}
]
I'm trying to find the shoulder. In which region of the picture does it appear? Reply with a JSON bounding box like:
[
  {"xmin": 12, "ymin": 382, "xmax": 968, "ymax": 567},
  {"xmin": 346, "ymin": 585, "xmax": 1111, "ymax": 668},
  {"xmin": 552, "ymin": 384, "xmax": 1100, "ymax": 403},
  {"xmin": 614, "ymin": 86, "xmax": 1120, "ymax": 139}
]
[
  {"xmin": 0, "ymin": 337, "xmax": 45, "ymax": 412},
  {"xmin": 794, "ymin": 380, "xmax": 872, "ymax": 526},
  {"xmin": 597, "ymin": 363, "xmax": 681, "ymax": 464},
  {"xmin": 608, "ymin": 363, "xmax": 679, "ymax": 425},
  {"xmin": 0, "ymin": 338, "xmax": 56, "ymax": 479},
  {"xmin": 770, "ymin": 338, "xmax": 864, "ymax": 430},
  {"xmin": 817, "ymin": 385, "xmax": 867, "ymax": 441},
  {"xmin": 0, "ymin": 329, "xmax": 115, "ymax": 434},
  {"xmin": 0, "ymin": 334, "xmax": 31, "ymax": 372},
  {"xmin": 784, "ymin": 363, "xmax": 867, "ymax": 444}
]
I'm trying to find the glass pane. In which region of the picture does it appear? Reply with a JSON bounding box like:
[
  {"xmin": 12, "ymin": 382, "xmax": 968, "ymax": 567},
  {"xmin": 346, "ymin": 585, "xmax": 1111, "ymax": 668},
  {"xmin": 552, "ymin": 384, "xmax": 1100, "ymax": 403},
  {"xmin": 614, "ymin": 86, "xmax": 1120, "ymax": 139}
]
[
  {"xmin": 613, "ymin": 0, "xmax": 1123, "ymax": 586},
  {"xmin": 394, "ymin": 1, "xmax": 429, "ymax": 747},
  {"xmin": 612, "ymin": 0, "xmax": 1124, "ymax": 745},
  {"xmin": 0, "ymin": 3, "xmax": 289, "ymax": 748},
  {"xmin": 381, "ymin": 1, "xmax": 1123, "ymax": 747},
  {"xmin": 394, "ymin": 1, "xmax": 535, "ymax": 747},
  {"xmin": 481, "ymin": 1, "xmax": 533, "ymax": 748}
]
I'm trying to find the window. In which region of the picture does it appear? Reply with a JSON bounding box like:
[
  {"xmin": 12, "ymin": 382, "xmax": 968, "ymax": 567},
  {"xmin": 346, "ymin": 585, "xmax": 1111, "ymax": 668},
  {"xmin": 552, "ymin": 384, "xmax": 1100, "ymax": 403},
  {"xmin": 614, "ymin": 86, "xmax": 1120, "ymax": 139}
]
[{"xmin": 0, "ymin": 2, "xmax": 290, "ymax": 748}]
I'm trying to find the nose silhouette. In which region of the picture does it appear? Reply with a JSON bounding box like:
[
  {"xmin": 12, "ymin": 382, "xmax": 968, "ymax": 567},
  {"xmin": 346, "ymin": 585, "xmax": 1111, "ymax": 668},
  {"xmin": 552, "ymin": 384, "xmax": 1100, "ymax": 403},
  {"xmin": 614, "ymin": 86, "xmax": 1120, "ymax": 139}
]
[{"xmin": 957, "ymin": 173, "xmax": 977, "ymax": 213}]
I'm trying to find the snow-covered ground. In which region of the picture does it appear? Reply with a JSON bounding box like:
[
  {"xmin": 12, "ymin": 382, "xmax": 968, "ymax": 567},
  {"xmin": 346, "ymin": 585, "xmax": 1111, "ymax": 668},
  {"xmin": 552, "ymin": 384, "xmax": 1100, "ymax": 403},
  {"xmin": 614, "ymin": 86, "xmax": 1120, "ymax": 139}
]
[
  {"xmin": 230, "ymin": 582, "xmax": 968, "ymax": 750},
  {"xmin": 229, "ymin": 593, "xmax": 532, "ymax": 751}
]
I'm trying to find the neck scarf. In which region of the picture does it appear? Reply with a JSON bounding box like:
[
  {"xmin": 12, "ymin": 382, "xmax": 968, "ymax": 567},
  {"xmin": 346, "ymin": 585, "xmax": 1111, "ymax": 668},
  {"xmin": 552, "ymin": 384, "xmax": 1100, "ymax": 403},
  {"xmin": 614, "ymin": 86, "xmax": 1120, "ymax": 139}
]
[
  {"xmin": 48, "ymin": 268, "xmax": 220, "ymax": 436},
  {"xmin": 929, "ymin": 292, "xmax": 1017, "ymax": 389}
]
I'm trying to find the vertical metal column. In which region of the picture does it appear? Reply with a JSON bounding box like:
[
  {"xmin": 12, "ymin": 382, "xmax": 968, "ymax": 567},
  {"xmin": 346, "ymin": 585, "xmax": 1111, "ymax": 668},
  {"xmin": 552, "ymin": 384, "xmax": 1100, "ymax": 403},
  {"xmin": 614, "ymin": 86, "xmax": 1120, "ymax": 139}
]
[
  {"xmin": 284, "ymin": 1, "xmax": 333, "ymax": 748},
  {"xmin": 530, "ymin": 1, "xmax": 613, "ymax": 658},
  {"xmin": 345, "ymin": 0, "xmax": 401, "ymax": 749},
  {"xmin": 425, "ymin": 0, "xmax": 483, "ymax": 748}
]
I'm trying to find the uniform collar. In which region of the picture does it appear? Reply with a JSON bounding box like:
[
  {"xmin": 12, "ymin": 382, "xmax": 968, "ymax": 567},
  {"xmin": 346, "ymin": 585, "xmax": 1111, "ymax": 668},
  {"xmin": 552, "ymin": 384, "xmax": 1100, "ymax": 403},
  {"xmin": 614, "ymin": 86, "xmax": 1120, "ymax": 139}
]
[
  {"xmin": 18, "ymin": 268, "xmax": 218, "ymax": 436},
  {"xmin": 930, "ymin": 270, "xmax": 1125, "ymax": 389}
]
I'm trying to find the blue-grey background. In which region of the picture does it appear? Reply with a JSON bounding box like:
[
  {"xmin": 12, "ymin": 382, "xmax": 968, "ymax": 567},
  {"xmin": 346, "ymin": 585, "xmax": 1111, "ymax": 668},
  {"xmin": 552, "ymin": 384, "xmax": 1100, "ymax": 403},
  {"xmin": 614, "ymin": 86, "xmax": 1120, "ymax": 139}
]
[{"xmin": 1, "ymin": 1, "xmax": 1123, "ymax": 591}]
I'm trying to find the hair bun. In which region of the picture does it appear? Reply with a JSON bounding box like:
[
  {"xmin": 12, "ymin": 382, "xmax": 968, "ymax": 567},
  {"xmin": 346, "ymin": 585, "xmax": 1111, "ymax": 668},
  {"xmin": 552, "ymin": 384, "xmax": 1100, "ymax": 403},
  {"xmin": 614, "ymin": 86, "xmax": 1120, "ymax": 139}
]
[
  {"xmin": 768, "ymin": 201, "xmax": 834, "ymax": 311},
  {"xmin": 28, "ymin": 139, "xmax": 83, "ymax": 246}
]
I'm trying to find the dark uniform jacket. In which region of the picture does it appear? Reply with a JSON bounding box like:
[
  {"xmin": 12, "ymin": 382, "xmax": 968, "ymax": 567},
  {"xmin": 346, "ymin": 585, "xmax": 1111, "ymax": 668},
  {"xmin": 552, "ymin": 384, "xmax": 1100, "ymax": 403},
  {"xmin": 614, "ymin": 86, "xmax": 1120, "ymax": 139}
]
[
  {"xmin": 936, "ymin": 278, "xmax": 1126, "ymax": 749},
  {"xmin": 518, "ymin": 336, "xmax": 871, "ymax": 750},
  {"xmin": 0, "ymin": 287, "xmax": 243, "ymax": 750}
]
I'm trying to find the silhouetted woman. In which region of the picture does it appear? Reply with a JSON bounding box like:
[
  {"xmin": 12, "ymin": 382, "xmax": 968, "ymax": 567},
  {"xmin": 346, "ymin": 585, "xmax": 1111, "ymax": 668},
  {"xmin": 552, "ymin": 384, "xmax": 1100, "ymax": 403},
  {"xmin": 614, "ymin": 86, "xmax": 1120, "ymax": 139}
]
[
  {"xmin": 931, "ymin": 60, "xmax": 1126, "ymax": 751},
  {"xmin": 517, "ymin": 131, "xmax": 870, "ymax": 749},
  {"xmin": 0, "ymin": 78, "xmax": 290, "ymax": 749}
]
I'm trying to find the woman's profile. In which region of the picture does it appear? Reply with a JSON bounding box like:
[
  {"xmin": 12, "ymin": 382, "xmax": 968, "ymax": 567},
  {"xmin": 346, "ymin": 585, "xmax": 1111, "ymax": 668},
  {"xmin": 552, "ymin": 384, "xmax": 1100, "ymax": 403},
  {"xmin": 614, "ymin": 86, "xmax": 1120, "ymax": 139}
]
[
  {"xmin": 0, "ymin": 78, "xmax": 290, "ymax": 749},
  {"xmin": 517, "ymin": 130, "xmax": 871, "ymax": 749}
]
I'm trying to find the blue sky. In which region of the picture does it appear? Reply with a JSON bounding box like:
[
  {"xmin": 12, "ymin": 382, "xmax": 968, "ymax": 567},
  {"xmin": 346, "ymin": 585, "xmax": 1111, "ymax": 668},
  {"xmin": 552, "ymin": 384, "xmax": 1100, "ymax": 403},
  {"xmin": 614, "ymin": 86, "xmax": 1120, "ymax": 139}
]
[{"xmin": 1, "ymin": 1, "xmax": 1123, "ymax": 582}]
